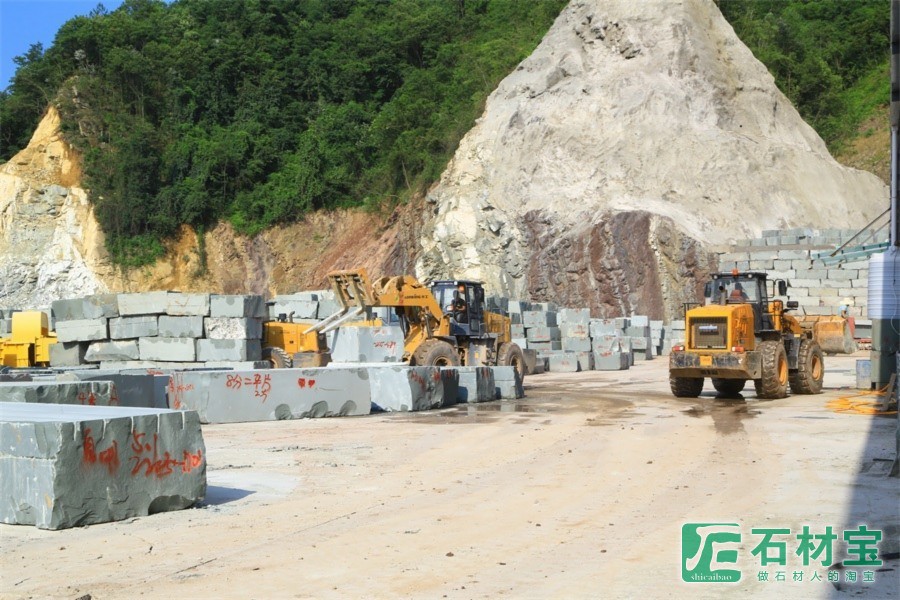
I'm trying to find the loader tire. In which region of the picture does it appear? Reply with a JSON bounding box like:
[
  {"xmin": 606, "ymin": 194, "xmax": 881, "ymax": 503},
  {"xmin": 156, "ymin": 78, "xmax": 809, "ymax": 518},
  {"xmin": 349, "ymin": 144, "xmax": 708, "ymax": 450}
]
[
  {"xmin": 754, "ymin": 341, "xmax": 788, "ymax": 399},
  {"xmin": 670, "ymin": 376, "xmax": 704, "ymax": 398},
  {"xmin": 789, "ymin": 339, "xmax": 824, "ymax": 395},
  {"xmin": 412, "ymin": 339, "xmax": 460, "ymax": 368},
  {"xmin": 712, "ymin": 378, "xmax": 746, "ymax": 397},
  {"xmin": 262, "ymin": 346, "xmax": 292, "ymax": 369},
  {"xmin": 498, "ymin": 342, "xmax": 526, "ymax": 380}
]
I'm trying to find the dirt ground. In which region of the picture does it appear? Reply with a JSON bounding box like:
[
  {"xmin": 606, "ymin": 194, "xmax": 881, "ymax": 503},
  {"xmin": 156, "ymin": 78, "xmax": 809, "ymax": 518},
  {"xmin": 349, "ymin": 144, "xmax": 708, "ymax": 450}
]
[{"xmin": 1, "ymin": 355, "xmax": 898, "ymax": 599}]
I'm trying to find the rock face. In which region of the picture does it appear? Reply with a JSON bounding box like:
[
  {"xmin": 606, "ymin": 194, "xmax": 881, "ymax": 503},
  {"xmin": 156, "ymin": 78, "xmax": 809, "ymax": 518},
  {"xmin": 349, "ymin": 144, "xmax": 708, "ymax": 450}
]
[{"xmin": 415, "ymin": 0, "xmax": 887, "ymax": 319}]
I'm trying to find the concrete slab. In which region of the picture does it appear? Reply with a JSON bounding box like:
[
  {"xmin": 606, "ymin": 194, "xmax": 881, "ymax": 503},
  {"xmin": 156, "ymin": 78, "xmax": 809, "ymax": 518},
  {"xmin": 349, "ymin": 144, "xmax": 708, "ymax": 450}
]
[
  {"xmin": 491, "ymin": 366, "xmax": 524, "ymax": 400},
  {"xmin": 158, "ymin": 316, "xmax": 204, "ymax": 338},
  {"xmin": 55, "ymin": 319, "xmax": 108, "ymax": 343},
  {"xmin": 454, "ymin": 367, "xmax": 495, "ymax": 403},
  {"xmin": 117, "ymin": 291, "xmax": 171, "ymax": 316},
  {"xmin": 110, "ymin": 316, "xmax": 158, "ymax": 340},
  {"xmin": 139, "ymin": 338, "xmax": 196, "ymax": 362},
  {"xmin": 204, "ymin": 317, "xmax": 263, "ymax": 340},
  {"xmin": 209, "ymin": 295, "xmax": 267, "ymax": 318},
  {"xmin": 0, "ymin": 381, "xmax": 116, "ymax": 406},
  {"xmin": 49, "ymin": 341, "xmax": 88, "ymax": 367},
  {"xmin": 165, "ymin": 294, "xmax": 210, "ymax": 317},
  {"xmin": 195, "ymin": 339, "xmax": 262, "ymax": 362},
  {"xmin": 85, "ymin": 340, "xmax": 140, "ymax": 362},
  {"xmin": 368, "ymin": 366, "xmax": 445, "ymax": 412},
  {"xmin": 0, "ymin": 402, "xmax": 206, "ymax": 529},
  {"xmin": 330, "ymin": 326, "xmax": 404, "ymax": 363},
  {"xmin": 168, "ymin": 368, "xmax": 371, "ymax": 423}
]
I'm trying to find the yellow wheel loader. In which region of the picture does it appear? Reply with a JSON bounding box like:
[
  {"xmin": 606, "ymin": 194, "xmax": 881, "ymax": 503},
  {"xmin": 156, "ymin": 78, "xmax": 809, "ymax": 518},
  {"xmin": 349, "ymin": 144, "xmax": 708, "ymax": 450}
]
[
  {"xmin": 265, "ymin": 269, "xmax": 525, "ymax": 377},
  {"xmin": 668, "ymin": 271, "xmax": 838, "ymax": 400},
  {"xmin": 0, "ymin": 311, "xmax": 57, "ymax": 368}
]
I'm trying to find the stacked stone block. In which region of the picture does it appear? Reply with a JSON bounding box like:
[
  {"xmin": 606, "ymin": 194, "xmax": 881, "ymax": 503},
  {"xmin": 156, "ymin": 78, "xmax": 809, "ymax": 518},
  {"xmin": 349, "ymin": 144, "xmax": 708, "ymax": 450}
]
[{"xmin": 49, "ymin": 292, "xmax": 265, "ymax": 368}]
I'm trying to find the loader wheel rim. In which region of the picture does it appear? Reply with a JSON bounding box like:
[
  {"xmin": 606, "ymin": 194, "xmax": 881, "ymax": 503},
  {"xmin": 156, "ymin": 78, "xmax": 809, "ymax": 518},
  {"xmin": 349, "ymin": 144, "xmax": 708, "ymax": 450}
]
[
  {"xmin": 777, "ymin": 354, "xmax": 788, "ymax": 385},
  {"xmin": 811, "ymin": 353, "xmax": 822, "ymax": 380}
]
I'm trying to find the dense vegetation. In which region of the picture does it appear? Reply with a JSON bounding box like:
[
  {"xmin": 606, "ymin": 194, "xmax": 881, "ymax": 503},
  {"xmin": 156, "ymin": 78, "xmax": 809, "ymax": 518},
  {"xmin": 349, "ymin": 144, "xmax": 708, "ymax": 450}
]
[
  {"xmin": 719, "ymin": 0, "xmax": 889, "ymax": 149},
  {"xmin": 0, "ymin": 0, "xmax": 565, "ymax": 265},
  {"xmin": 0, "ymin": 1, "xmax": 889, "ymax": 266}
]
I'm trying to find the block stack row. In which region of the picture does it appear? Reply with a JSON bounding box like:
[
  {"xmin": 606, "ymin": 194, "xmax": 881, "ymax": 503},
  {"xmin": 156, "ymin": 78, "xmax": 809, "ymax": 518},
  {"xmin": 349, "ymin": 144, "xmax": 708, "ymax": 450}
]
[
  {"xmin": 268, "ymin": 290, "xmax": 342, "ymax": 323},
  {"xmin": 49, "ymin": 292, "xmax": 267, "ymax": 369}
]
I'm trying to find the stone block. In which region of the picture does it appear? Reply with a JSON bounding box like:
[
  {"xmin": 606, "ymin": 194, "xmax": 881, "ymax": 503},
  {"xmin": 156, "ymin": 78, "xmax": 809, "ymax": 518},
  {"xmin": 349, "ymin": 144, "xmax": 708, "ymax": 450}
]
[
  {"xmin": 195, "ymin": 339, "xmax": 262, "ymax": 362},
  {"xmin": 630, "ymin": 336, "xmax": 650, "ymax": 350},
  {"xmin": 547, "ymin": 353, "xmax": 579, "ymax": 372},
  {"xmin": 560, "ymin": 322, "xmax": 590, "ymax": 339},
  {"xmin": 522, "ymin": 311, "xmax": 550, "ymax": 328},
  {"xmin": 439, "ymin": 369, "xmax": 459, "ymax": 407},
  {"xmin": 630, "ymin": 315, "xmax": 650, "ymax": 327},
  {"xmin": 510, "ymin": 324, "xmax": 526, "ymax": 338},
  {"xmin": 557, "ymin": 308, "xmax": 590, "ymax": 325},
  {"xmin": 0, "ymin": 381, "xmax": 115, "ymax": 406},
  {"xmin": 562, "ymin": 337, "xmax": 592, "ymax": 352},
  {"xmin": 117, "ymin": 291, "xmax": 170, "ymax": 316},
  {"xmin": 158, "ymin": 315, "xmax": 204, "ymax": 338},
  {"xmin": 49, "ymin": 341, "xmax": 89, "ymax": 367},
  {"xmin": 593, "ymin": 335, "xmax": 622, "ymax": 352},
  {"xmin": 533, "ymin": 302, "xmax": 558, "ymax": 312},
  {"xmin": 0, "ymin": 402, "xmax": 206, "ymax": 529},
  {"xmin": 522, "ymin": 349, "xmax": 539, "ymax": 375},
  {"xmin": 454, "ymin": 367, "xmax": 495, "ymax": 403},
  {"xmin": 510, "ymin": 313, "xmax": 522, "ymax": 325},
  {"xmin": 74, "ymin": 372, "xmax": 166, "ymax": 409},
  {"xmin": 512, "ymin": 337, "xmax": 528, "ymax": 350},
  {"xmin": 169, "ymin": 368, "xmax": 371, "ymax": 422},
  {"xmin": 626, "ymin": 325, "xmax": 651, "ymax": 337},
  {"xmin": 139, "ymin": 338, "xmax": 196, "ymax": 362},
  {"xmin": 778, "ymin": 250, "xmax": 810, "ymax": 260},
  {"xmin": 55, "ymin": 319, "xmax": 108, "ymax": 343},
  {"xmin": 574, "ymin": 351, "xmax": 594, "ymax": 371},
  {"xmin": 526, "ymin": 326, "xmax": 561, "ymax": 342},
  {"xmin": 492, "ymin": 366, "xmax": 524, "ymax": 399},
  {"xmin": 593, "ymin": 350, "xmax": 629, "ymax": 371},
  {"xmin": 507, "ymin": 301, "xmax": 530, "ymax": 313},
  {"xmin": 527, "ymin": 341, "xmax": 562, "ymax": 351},
  {"xmin": 85, "ymin": 340, "xmax": 140, "ymax": 362},
  {"xmin": 209, "ymin": 294, "xmax": 267, "ymax": 318},
  {"xmin": 614, "ymin": 317, "xmax": 631, "ymax": 331},
  {"xmin": 368, "ymin": 366, "xmax": 445, "ymax": 411},
  {"xmin": 110, "ymin": 316, "xmax": 158, "ymax": 340},
  {"xmin": 269, "ymin": 299, "xmax": 319, "ymax": 321},
  {"xmin": 165, "ymin": 294, "xmax": 210, "ymax": 317},
  {"xmin": 589, "ymin": 319, "xmax": 617, "ymax": 337},
  {"xmin": 204, "ymin": 317, "xmax": 263, "ymax": 340},
  {"xmin": 330, "ymin": 326, "xmax": 404, "ymax": 363},
  {"xmin": 52, "ymin": 294, "xmax": 119, "ymax": 322}
]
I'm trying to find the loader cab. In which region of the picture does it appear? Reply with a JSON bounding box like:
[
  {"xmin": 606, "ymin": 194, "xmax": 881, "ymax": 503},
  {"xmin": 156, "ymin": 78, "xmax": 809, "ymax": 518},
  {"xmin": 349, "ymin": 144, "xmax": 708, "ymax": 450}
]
[
  {"xmin": 705, "ymin": 272, "xmax": 773, "ymax": 332},
  {"xmin": 431, "ymin": 280, "xmax": 486, "ymax": 337}
]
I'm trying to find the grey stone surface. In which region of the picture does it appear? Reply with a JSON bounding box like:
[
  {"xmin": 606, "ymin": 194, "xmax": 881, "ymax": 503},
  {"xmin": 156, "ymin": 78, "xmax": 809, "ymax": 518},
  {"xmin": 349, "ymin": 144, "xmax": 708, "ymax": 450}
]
[
  {"xmin": 85, "ymin": 340, "xmax": 140, "ymax": 362},
  {"xmin": 330, "ymin": 326, "xmax": 404, "ymax": 363},
  {"xmin": 195, "ymin": 339, "xmax": 262, "ymax": 362},
  {"xmin": 630, "ymin": 315, "xmax": 650, "ymax": 327},
  {"xmin": 560, "ymin": 322, "xmax": 590, "ymax": 339},
  {"xmin": 491, "ymin": 366, "xmax": 524, "ymax": 399},
  {"xmin": 269, "ymin": 298, "xmax": 319, "ymax": 321},
  {"xmin": 510, "ymin": 324, "xmax": 526, "ymax": 338},
  {"xmin": 117, "ymin": 291, "xmax": 171, "ymax": 316},
  {"xmin": 49, "ymin": 341, "xmax": 89, "ymax": 367},
  {"xmin": 562, "ymin": 337, "xmax": 592, "ymax": 352},
  {"xmin": 209, "ymin": 295, "xmax": 267, "ymax": 318},
  {"xmin": 527, "ymin": 341, "xmax": 562, "ymax": 351},
  {"xmin": 158, "ymin": 316, "xmax": 204, "ymax": 338},
  {"xmin": 548, "ymin": 353, "xmax": 579, "ymax": 372},
  {"xmin": 557, "ymin": 308, "xmax": 590, "ymax": 325},
  {"xmin": 455, "ymin": 367, "xmax": 495, "ymax": 403},
  {"xmin": 165, "ymin": 294, "xmax": 210, "ymax": 317},
  {"xmin": 204, "ymin": 317, "xmax": 263, "ymax": 340},
  {"xmin": 590, "ymin": 319, "xmax": 618, "ymax": 337},
  {"xmin": 169, "ymin": 368, "xmax": 371, "ymax": 422},
  {"xmin": 52, "ymin": 294, "xmax": 119, "ymax": 321},
  {"xmin": 594, "ymin": 350, "xmax": 630, "ymax": 370},
  {"xmin": 0, "ymin": 381, "xmax": 115, "ymax": 405},
  {"xmin": 110, "ymin": 316, "xmax": 158, "ymax": 340},
  {"xmin": 439, "ymin": 369, "xmax": 459, "ymax": 407},
  {"xmin": 55, "ymin": 319, "xmax": 108, "ymax": 343},
  {"xmin": 575, "ymin": 351, "xmax": 595, "ymax": 371},
  {"xmin": 368, "ymin": 366, "xmax": 445, "ymax": 412},
  {"xmin": 0, "ymin": 402, "xmax": 206, "ymax": 529},
  {"xmin": 526, "ymin": 326, "xmax": 561, "ymax": 342},
  {"xmin": 139, "ymin": 338, "xmax": 196, "ymax": 362},
  {"xmin": 73, "ymin": 372, "xmax": 165, "ymax": 409},
  {"xmin": 522, "ymin": 349, "xmax": 539, "ymax": 375}
]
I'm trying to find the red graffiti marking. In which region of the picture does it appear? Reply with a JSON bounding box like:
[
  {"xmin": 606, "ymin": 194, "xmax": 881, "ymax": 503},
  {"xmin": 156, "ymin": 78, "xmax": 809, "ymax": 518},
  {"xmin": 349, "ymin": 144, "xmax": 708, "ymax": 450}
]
[
  {"xmin": 109, "ymin": 389, "xmax": 120, "ymax": 406},
  {"xmin": 168, "ymin": 378, "xmax": 195, "ymax": 410},
  {"xmin": 83, "ymin": 428, "xmax": 120, "ymax": 474},
  {"xmin": 373, "ymin": 341, "xmax": 397, "ymax": 350},
  {"xmin": 78, "ymin": 392, "xmax": 97, "ymax": 406},
  {"xmin": 228, "ymin": 373, "xmax": 272, "ymax": 403},
  {"xmin": 129, "ymin": 430, "xmax": 203, "ymax": 479},
  {"xmin": 83, "ymin": 428, "xmax": 97, "ymax": 463},
  {"xmin": 297, "ymin": 377, "xmax": 317, "ymax": 389}
]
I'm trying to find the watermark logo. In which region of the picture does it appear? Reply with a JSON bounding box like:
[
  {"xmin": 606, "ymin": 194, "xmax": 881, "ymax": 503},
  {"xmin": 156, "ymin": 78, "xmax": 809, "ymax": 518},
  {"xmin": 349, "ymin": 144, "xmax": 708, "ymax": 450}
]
[{"xmin": 682, "ymin": 523, "xmax": 742, "ymax": 583}]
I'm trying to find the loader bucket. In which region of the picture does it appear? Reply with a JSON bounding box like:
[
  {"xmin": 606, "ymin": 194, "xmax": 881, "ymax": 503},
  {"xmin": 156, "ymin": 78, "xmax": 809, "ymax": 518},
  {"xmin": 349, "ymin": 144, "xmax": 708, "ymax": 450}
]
[{"xmin": 809, "ymin": 317, "xmax": 857, "ymax": 354}]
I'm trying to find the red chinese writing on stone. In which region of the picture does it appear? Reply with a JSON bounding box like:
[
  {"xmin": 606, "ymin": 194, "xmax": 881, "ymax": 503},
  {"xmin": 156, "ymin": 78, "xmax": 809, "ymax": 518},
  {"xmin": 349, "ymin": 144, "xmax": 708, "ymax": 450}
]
[
  {"xmin": 130, "ymin": 431, "xmax": 204, "ymax": 478},
  {"xmin": 297, "ymin": 377, "xmax": 317, "ymax": 389},
  {"xmin": 226, "ymin": 373, "xmax": 272, "ymax": 403},
  {"xmin": 373, "ymin": 341, "xmax": 397, "ymax": 350},
  {"xmin": 82, "ymin": 428, "xmax": 121, "ymax": 475}
]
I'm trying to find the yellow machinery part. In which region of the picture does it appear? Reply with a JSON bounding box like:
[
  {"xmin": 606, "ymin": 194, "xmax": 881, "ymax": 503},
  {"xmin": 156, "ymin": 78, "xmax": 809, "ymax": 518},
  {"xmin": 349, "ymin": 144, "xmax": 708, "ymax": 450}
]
[
  {"xmin": 685, "ymin": 303, "xmax": 756, "ymax": 351},
  {"xmin": 11, "ymin": 311, "xmax": 49, "ymax": 342},
  {"xmin": 801, "ymin": 316, "xmax": 857, "ymax": 354},
  {"xmin": 1, "ymin": 311, "xmax": 56, "ymax": 367}
]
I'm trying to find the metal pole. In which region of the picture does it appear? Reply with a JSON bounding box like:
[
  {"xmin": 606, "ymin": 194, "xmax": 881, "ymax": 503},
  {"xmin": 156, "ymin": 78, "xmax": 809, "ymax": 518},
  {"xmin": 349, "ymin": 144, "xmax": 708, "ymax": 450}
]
[{"xmin": 891, "ymin": 0, "xmax": 899, "ymax": 245}]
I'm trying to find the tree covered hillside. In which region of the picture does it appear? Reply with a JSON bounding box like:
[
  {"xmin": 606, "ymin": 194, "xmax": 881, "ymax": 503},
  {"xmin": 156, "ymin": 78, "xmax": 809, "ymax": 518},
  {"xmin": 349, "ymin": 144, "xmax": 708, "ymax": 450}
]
[{"xmin": 0, "ymin": 0, "xmax": 565, "ymax": 265}]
